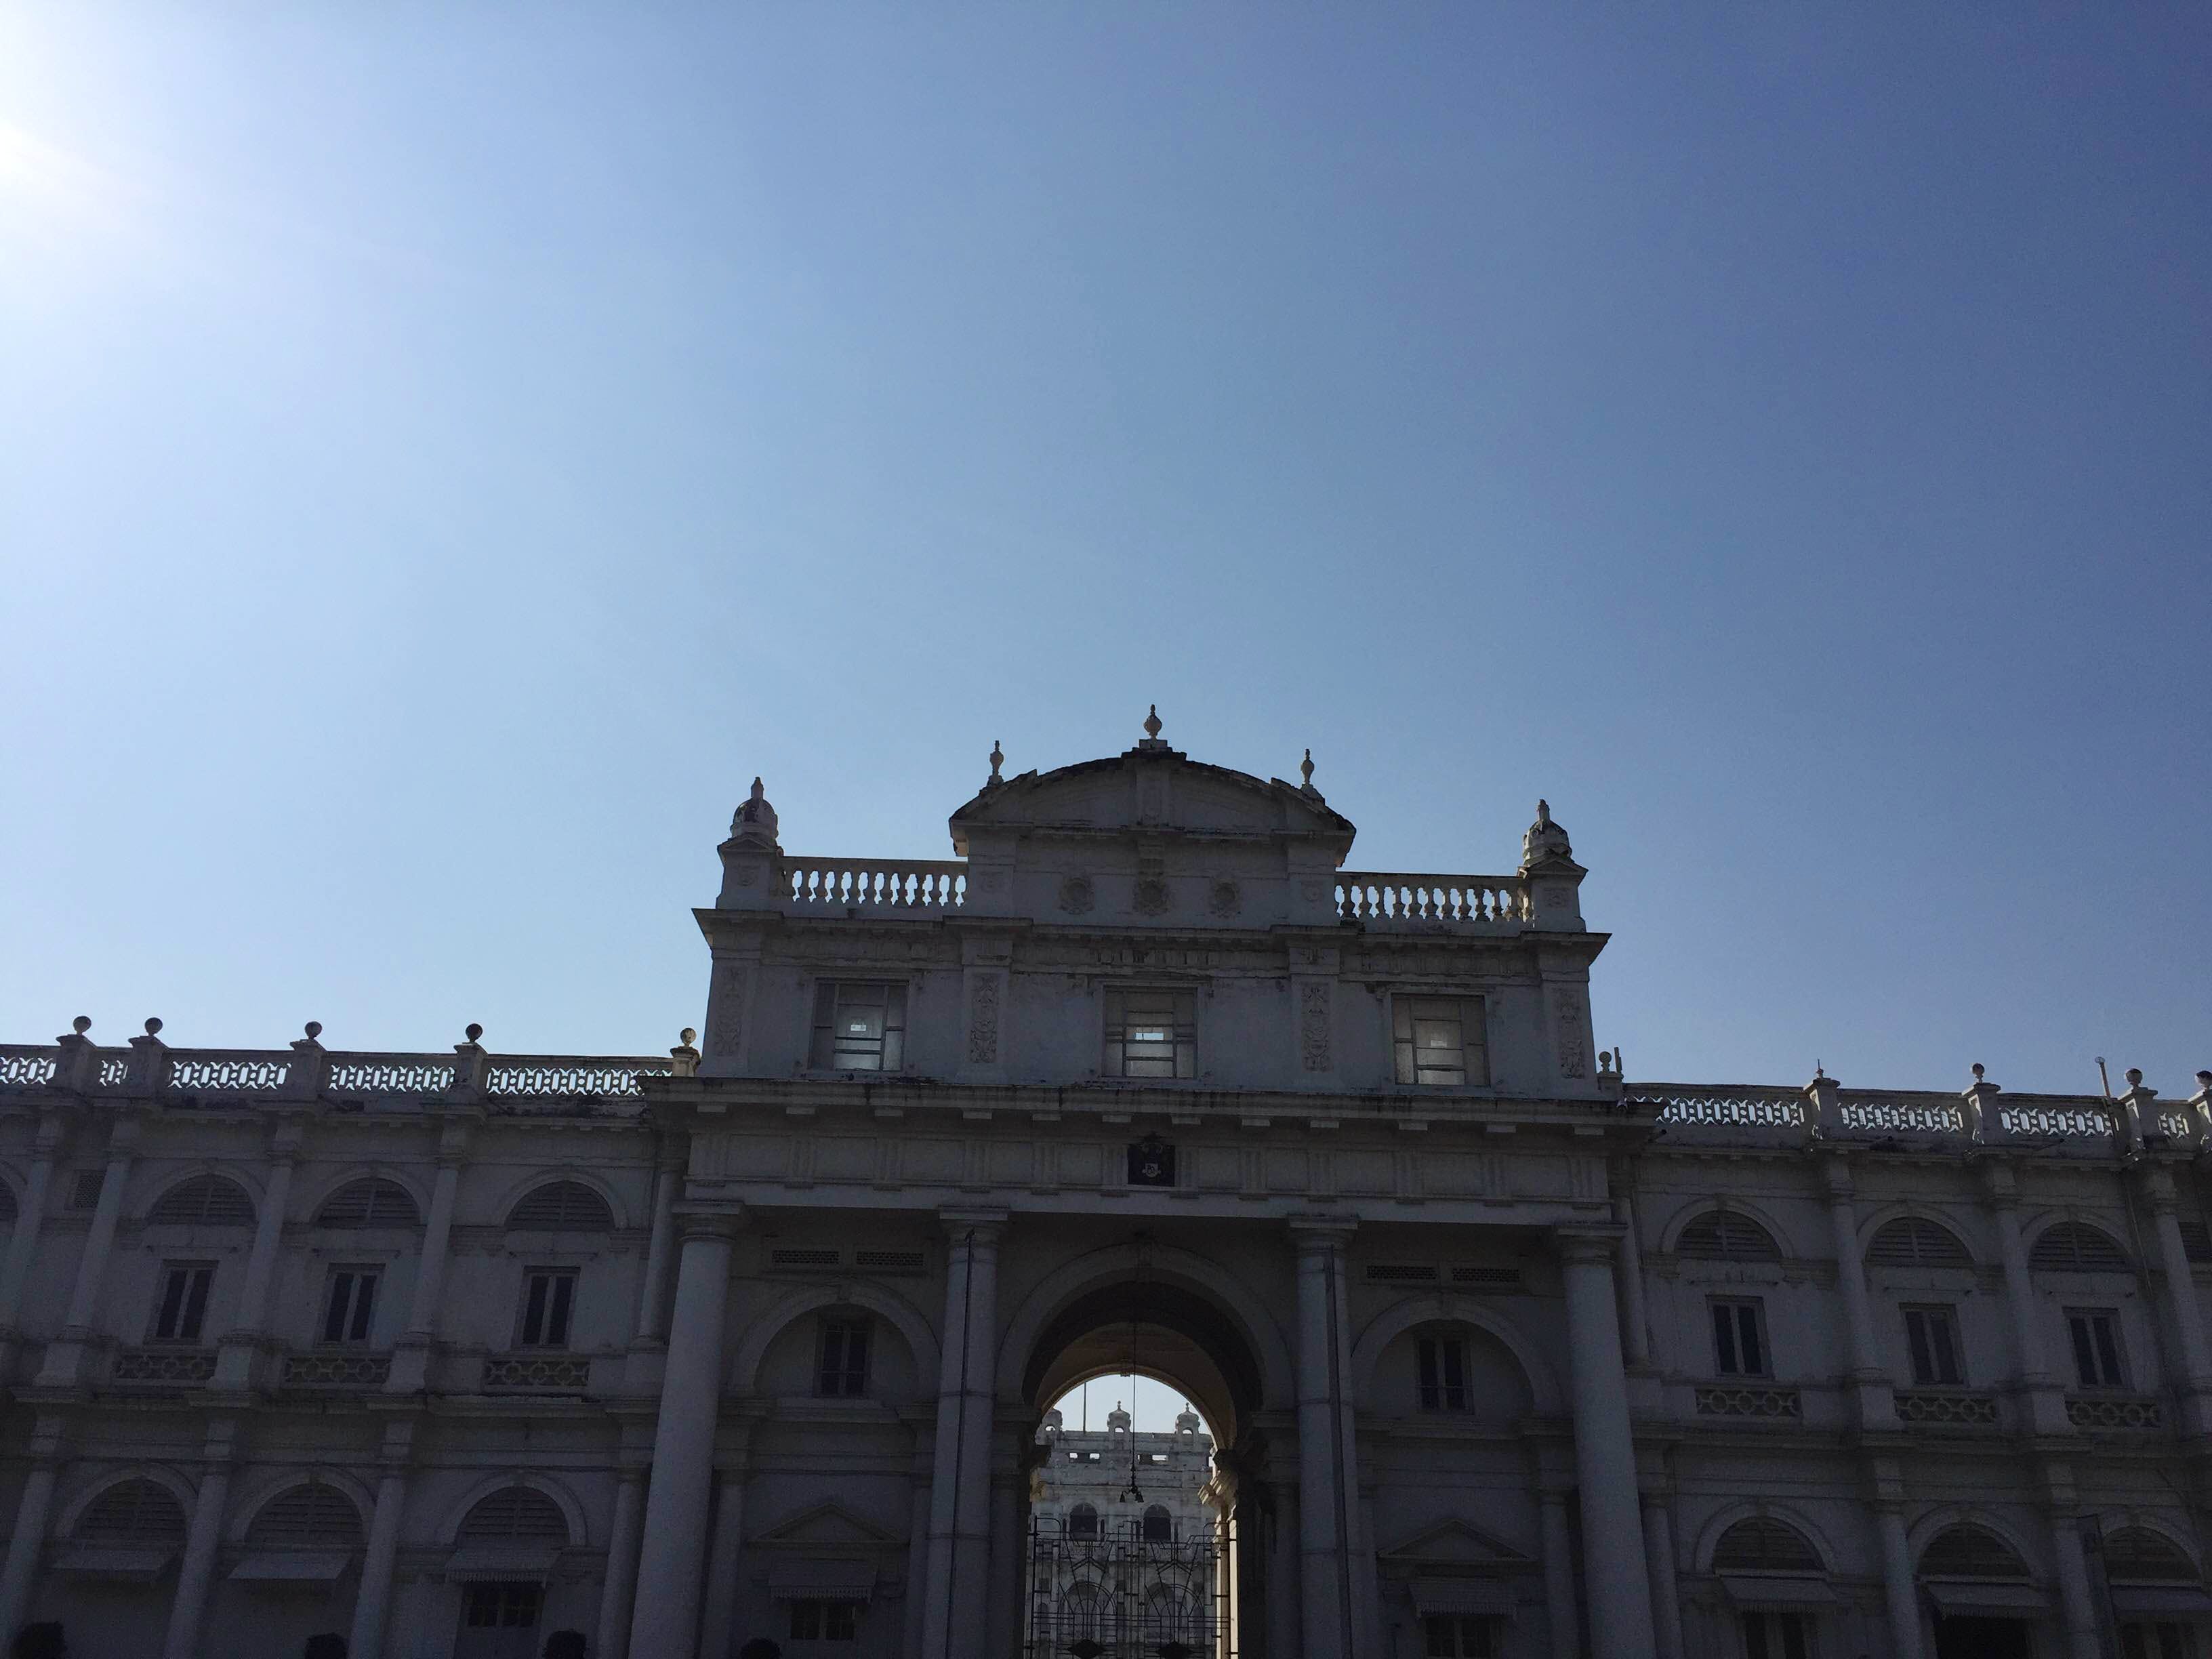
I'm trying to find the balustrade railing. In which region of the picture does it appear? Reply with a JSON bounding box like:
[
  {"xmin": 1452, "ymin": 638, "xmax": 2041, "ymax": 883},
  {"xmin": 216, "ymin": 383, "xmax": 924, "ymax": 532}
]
[
  {"xmin": 1632, "ymin": 1082, "xmax": 2174, "ymax": 1157},
  {"xmin": 111, "ymin": 1347, "xmax": 217, "ymax": 1387},
  {"xmin": 481, "ymin": 1354, "xmax": 594, "ymax": 1392},
  {"xmin": 282, "ymin": 1352, "xmax": 391, "ymax": 1391},
  {"xmin": 782, "ymin": 856, "xmax": 967, "ymax": 912},
  {"xmin": 0, "ymin": 1048, "xmax": 56, "ymax": 1088},
  {"xmin": 2066, "ymin": 1393, "xmax": 2164, "ymax": 1431},
  {"xmin": 166, "ymin": 1052, "xmax": 293, "ymax": 1094},
  {"xmin": 1895, "ymin": 1389, "xmax": 2001, "ymax": 1427},
  {"xmin": 1335, "ymin": 872, "xmax": 1528, "ymax": 924},
  {"xmin": 325, "ymin": 1054, "xmax": 458, "ymax": 1097},
  {"xmin": 487, "ymin": 1059, "xmax": 670, "ymax": 1100},
  {"xmin": 1695, "ymin": 1385, "xmax": 1803, "ymax": 1419},
  {"xmin": 1645, "ymin": 1086, "xmax": 1806, "ymax": 1132}
]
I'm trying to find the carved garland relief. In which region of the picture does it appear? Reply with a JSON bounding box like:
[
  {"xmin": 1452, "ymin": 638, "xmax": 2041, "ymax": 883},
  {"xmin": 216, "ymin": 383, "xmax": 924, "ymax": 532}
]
[
  {"xmin": 1299, "ymin": 981, "xmax": 1332, "ymax": 1072},
  {"xmin": 968, "ymin": 972, "xmax": 1002, "ymax": 1064},
  {"xmin": 1556, "ymin": 991, "xmax": 1588, "ymax": 1079}
]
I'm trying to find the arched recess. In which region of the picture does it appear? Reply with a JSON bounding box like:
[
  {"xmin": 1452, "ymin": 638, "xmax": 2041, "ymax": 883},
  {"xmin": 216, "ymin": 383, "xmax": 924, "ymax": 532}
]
[
  {"xmin": 436, "ymin": 1471, "xmax": 589, "ymax": 1549},
  {"xmin": 997, "ymin": 1242, "xmax": 1294, "ymax": 1436},
  {"xmin": 227, "ymin": 1467, "xmax": 379, "ymax": 1544},
  {"xmin": 492, "ymin": 1168, "xmax": 627, "ymax": 1232},
  {"xmin": 2026, "ymin": 1218, "xmax": 2131, "ymax": 1272},
  {"xmin": 1349, "ymin": 1294, "xmax": 1562, "ymax": 1415},
  {"xmin": 1664, "ymin": 1199, "xmax": 1793, "ymax": 1261},
  {"xmin": 1694, "ymin": 1504, "xmax": 1838, "ymax": 1574},
  {"xmin": 56, "ymin": 1466, "xmax": 198, "ymax": 1539},
  {"xmin": 1907, "ymin": 1509, "xmax": 2041, "ymax": 1578},
  {"xmin": 146, "ymin": 1169, "xmax": 260, "ymax": 1227},
  {"xmin": 729, "ymin": 1281, "xmax": 942, "ymax": 1395},
  {"xmin": 302, "ymin": 1168, "xmax": 430, "ymax": 1228}
]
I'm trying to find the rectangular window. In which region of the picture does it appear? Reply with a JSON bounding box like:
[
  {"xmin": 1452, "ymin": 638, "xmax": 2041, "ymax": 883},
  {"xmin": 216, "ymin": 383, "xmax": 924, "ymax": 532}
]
[
  {"xmin": 1422, "ymin": 1614, "xmax": 1497, "ymax": 1657},
  {"xmin": 1712, "ymin": 1298, "xmax": 1769, "ymax": 1378},
  {"xmin": 1743, "ymin": 1612, "xmax": 1815, "ymax": 1659},
  {"xmin": 150, "ymin": 1263, "xmax": 213, "ymax": 1343},
  {"xmin": 321, "ymin": 1267, "xmax": 380, "ymax": 1345},
  {"xmin": 1416, "ymin": 1335, "xmax": 1469, "ymax": 1411},
  {"xmin": 790, "ymin": 1599, "xmax": 860, "ymax": 1641},
  {"xmin": 2122, "ymin": 1623, "xmax": 2198, "ymax": 1659},
  {"xmin": 517, "ymin": 1269, "xmax": 577, "ymax": 1349},
  {"xmin": 462, "ymin": 1582, "xmax": 541, "ymax": 1629},
  {"xmin": 2068, "ymin": 1308, "xmax": 2127, "ymax": 1389},
  {"xmin": 1393, "ymin": 997, "xmax": 1489, "ymax": 1087},
  {"xmin": 808, "ymin": 981, "xmax": 907, "ymax": 1071},
  {"xmin": 1103, "ymin": 987, "xmax": 1197, "ymax": 1080},
  {"xmin": 818, "ymin": 1317, "xmax": 872, "ymax": 1397},
  {"xmin": 1904, "ymin": 1305, "xmax": 1965, "ymax": 1386}
]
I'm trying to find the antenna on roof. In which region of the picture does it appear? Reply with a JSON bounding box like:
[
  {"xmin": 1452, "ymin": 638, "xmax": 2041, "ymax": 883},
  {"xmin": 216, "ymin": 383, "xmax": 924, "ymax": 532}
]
[{"xmin": 2096, "ymin": 1057, "xmax": 2113, "ymax": 1099}]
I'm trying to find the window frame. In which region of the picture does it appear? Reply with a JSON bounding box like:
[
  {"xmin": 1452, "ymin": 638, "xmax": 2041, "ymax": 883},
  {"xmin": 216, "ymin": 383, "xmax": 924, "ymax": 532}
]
[
  {"xmin": 1392, "ymin": 994, "xmax": 1490, "ymax": 1088},
  {"xmin": 2066, "ymin": 1306, "xmax": 2129, "ymax": 1389},
  {"xmin": 816, "ymin": 1315, "xmax": 872, "ymax": 1399},
  {"xmin": 1102, "ymin": 985, "xmax": 1197, "ymax": 1081},
  {"xmin": 1416, "ymin": 1332, "xmax": 1471, "ymax": 1412},
  {"xmin": 1742, "ymin": 1610, "xmax": 1816, "ymax": 1659},
  {"xmin": 1711, "ymin": 1296, "xmax": 1771, "ymax": 1378},
  {"xmin": 148, "ymin": 1260, "xmax": 216, "ymax": 1345},
  {"xmin": 516, "ymin": 1266, "xmax": 579, "ymax": 1350},
  {"xmin": 1421, "ymin": 1613, "xmax": 1498, "ymax": 1656},
  {"xmin": 808, "ymin": 980, "xmax": 908, "ymax": 1073},
  {"xmin": 1902, "ymin": 1303, "xmax": 1965, "ymax": 1387},
  {"xmin": 789, "ymin": 1598, "xmax": 861, "ymax": 1641},
  {"xmin": 320, "ymin": 1265, "xmax": 382, "ymax": 1347}
]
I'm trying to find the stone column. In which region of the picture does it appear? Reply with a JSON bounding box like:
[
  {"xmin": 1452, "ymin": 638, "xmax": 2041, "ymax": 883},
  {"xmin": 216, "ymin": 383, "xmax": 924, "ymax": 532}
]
[
  {"xmin": 904, "ymin": 1454, "xmax": 934, "ymax": 1659},
  {"xmin": 1820, "ymin": 1157, "xmax": 1894, "ymax": 1427},
  {"xmin": 1616, "ymin": 1181, "xmax": 1652, "ymax": 1368},
  {"xmin": 33, "ymin": 1113, "xmax": 140, "ymax": 1387},
  {"xmin": 1641, "ymin": 1490, "xmax": 1684, "ymax": 1659},
  {"xmin": 987, "ymin": 1460, "xmax": 1023, "ymax": 1658},
  {"xmin": 1560, "ymin": 1227, "xmax": 1658, "ymax": 1658},
  {"xmin": 596, "ymin": 1467, "xmax": 649, "ymax": 1659},
  {"xmin": 1290, "ymin": 1218, "xmax": 1370, "ymax": 1658},
  {"xmin": 1540, "ymin": 1488, "xmax": 1579, "ymax": 1659},
  {"xmin": 2049, "ymin": 1512, "xmax": 2102, "ymax": 1659},
  {"xmin": 636, "ymin": 1142, "xmax": 684, "ymax": 1344},
  {"xmin": 348, "ymin": 1465, "xmax": 410, "ymax": 1659},
  {"xmin": 388, "ymin": 1119, "xmax": 470, "ymax": 1394},
  {"xmin": 0, "ymin": 1111, "xmax": 63, "ymax": 1383},
  {"xmin": 629, "ymin": 1215, "xmax": 737, "ymax": 1658},
  {"xmin": 1873, "ymin": 1502, "xmax": 1925, "ymax": 1659},
  {"xmin": 0, "ymin": 1414, "xmax": 66, "ymax": 1641},
  {"xmin": 1983, "ymin": 1162, "xmax": 2071, "ymax": 1434},
  {"xmin": 163, "ymin": 1422, "xmax": 238, "ymax": 1659},
  {"xmin": 214, "ymin": 1122, "xmax": 302, "ymax": 1390},
  {"xmin": 922, "ymin": 1214, "xmax": 1004, "ymax": 1659},
  {"xmin": 2139, "ymin": 1166, "xmax": 2212, "ymax": 1433},
  {"xmin": 698, "ymin": 1440, "xmax": 753, "ymax": 1659}
]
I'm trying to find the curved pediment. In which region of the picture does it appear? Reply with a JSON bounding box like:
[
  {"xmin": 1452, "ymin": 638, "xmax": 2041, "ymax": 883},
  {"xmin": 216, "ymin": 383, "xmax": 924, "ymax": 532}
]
[{"xmin": 949, "ymin": 747, "xmax": 1355, "ymax": 856}]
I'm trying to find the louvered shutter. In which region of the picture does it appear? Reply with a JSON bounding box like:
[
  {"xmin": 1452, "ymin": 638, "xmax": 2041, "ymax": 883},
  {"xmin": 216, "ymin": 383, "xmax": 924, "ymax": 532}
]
[
  {"xmin": 1920, "ymin": 1524, "xmax": 2029, "ymax": 1579},
  {"xmin": 2103, "ymin": 1528, "xmax": 2198, "ymax": 1584},
  {"xmin": 1676, "ymin": 1210, "xmax": 1783, "ymax": 1262},
  {"xmin": 315, "ymin": 1179, "xmax": 422, "ymax": 1229},
  {"xmin": 1865, "ymin": 1217, "xmax": 1972, "ymax": 1267},
  {"xmin": 1711, "ymin": 1519, "xmax": 1823, "ymax": 1573},
  {"xmin": 2028, "ymin": 1223, "xmax": 2129, "ymax": 1272},
  {"xmin": 76, "ymin": 1479, "xmax": 188, "ymax": 1546},
  {"xmin": 459, "ymin": 1487, "xmax": 569, "ymax": 1543},
  {"xmin": 247, "ymin": 1484, "xmax": 365, "ymax": 1549},
  {"xmin": 150, "ymin": 1174, "xmax": 257, "ymax": 1227},
  {"xmin": 507, "ymin": 1181, "xmax": 614, "ymax": 1232}
]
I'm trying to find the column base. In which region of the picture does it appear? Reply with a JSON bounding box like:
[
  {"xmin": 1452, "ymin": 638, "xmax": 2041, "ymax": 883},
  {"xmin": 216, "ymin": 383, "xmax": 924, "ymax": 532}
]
[
  {"xmin": 384, "ymin": 1337, "xmax": 436, "ymax": 1394},
  {"xmin": 622, "ymin": 1339, "xmax": 668, "ymax": 1395},
  {"xmin": 28, "ymin": 1328, "xmax": 102, "ymax": 1391}
]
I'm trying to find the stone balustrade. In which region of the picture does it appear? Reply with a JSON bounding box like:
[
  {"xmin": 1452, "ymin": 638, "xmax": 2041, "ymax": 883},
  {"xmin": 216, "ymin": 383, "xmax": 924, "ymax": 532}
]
[
  {"xmin": 781, "ymin": 855, "xmax": 968, "ymax": 912},
  {"xmin": 1334, "ymin": 872, "xmax": 1529, "ymax": 924},
  {"xmin": 1633, "ymin": 1081, "xmax": 2192, "ymax": 1158}
]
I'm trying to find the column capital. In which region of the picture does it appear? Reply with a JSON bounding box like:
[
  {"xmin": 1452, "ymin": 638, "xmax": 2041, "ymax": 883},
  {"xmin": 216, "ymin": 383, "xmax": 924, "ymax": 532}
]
[
  {"xmin": 1817, "ymin": 1155, "xmax": 1858, "ymax": 1201},
  {"xmin": 1555, "ymin": 1223, "xmax": 1624, "ymax": 1264},
  {"xmin": 939, "ymin": 1208, "xmax": 1006, "ymax": 1243},
  {"xmin": 1287, "ymin": 1215, "xmax": 1357, "ymax": 1252},
  {"xmin": 1978, "ymin": 1160, "xmax": 2023, "ymax": 1205},
  {"xmin": 676, "ymin": 1210, "xmax": 746, "ymax": 1245}
]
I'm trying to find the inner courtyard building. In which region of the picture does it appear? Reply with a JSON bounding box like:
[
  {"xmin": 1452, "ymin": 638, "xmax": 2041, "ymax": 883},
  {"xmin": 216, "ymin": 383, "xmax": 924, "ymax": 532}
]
[{"xmin": 1, "ymin": 714, "xmax": 2209, "ymax": 1658}]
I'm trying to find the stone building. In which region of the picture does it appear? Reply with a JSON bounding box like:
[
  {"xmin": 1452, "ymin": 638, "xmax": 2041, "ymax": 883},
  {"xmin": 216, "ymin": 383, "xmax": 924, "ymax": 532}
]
[{"xmin": 1, "ymin": 712, "xmax": 2209, "ymax": 1659}]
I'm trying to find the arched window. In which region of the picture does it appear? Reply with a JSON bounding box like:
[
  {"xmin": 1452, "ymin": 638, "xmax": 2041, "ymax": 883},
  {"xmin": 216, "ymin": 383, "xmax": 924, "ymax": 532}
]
[
  {"xmin": 314, "ymin": 1179, "xmax": 422, "ymax": 1229},
  {"xmin": 1712, "ymin": 1517, "xmax": 1824, "ymax": 1574},
  {"xmin": 2030, "ymin": 1223, "xmax": 2129, "ymax": 1273},
  {"xmin": 506, "ymin": 1181, "xmax": 614, "ymax": 1232},
  {"xmin": 75, "ymin": 1479, "xmax": 188, "ymax": 1547},
  {"xmin": 459, "ymin": 1486, "xmax": 570, "ymax": 1544},
  {"xmin": 247, "ymin": 1483, "xmax": 365, "ymax": 1551},
  {"xmin": 1866, "ymin": 1216, "xmax": 1971, "ymax": 1268},
  {"xmin": 1676, "ymin": 1210, "xmax": 1783, "ymax": 1263},
  {"xmin": 1060, "ymin": 1583, "xmax": 1104, "ymax": 1642},
  {"xmin": 1067, "ymin": 1504, "xmax": 1099, "ymax": 1540},
  {"xmin": 2104, "ymin": 1528, "xmax": 2198, "ymax": 1584},
  {"xmin": 1143, "ymin": 1504, "xmax": 1174, "ymax": 1543},
  {"xmin": 1920, "ymin": 1523, "xmax": 2030, "ymax": 1580},
  {"xmin": 150, "ymin": 1174, "xmax": 256, "ymax": 1228}
]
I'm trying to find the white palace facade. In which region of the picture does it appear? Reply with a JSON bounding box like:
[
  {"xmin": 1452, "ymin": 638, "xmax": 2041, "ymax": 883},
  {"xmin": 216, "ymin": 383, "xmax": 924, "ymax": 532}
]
[{"xmin": 3, "ymin": 714, "xmax": 2211, "ymax": 1659}]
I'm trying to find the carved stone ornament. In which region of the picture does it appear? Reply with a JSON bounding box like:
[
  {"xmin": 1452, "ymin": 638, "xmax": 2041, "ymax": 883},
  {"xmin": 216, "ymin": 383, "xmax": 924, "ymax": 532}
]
[
  {"xmin": 1059, "ymin": 876, "xmax": 1096, "ymax": 916},
  {"xmin": 1208, "ymin": 880, "xmax": 1242, "ymax": 919},
  {"xmin": 1299, "ymin": 981, "xmax": 1332, "ymax": 1072},
  {"xmin": 1557, "ymin": 992, "xmax": 1588, "ymax": 1080},
  {"xmin": 1127, "ymin": 1134, "xmax": 1176, "ymax": 1187},
  {"xmin": 968, "ymin": 972, "xmax": 1002, "ymax": 1064},
  {"xmin": 1132, "ymin": 878, "xmax": 1171, "ymax": 916},
  {"xmin": 708, "ymin": 970, "xmax": 747, "ymax": 1059},
  {"xmin": 1300, "ymin": 879, "xmax": 1326, "ymax": 903}
]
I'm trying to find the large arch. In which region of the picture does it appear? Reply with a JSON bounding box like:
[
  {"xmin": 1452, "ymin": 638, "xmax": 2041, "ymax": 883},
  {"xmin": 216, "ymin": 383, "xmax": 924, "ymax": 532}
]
[
  {"xmin": 729, "ymin": 1280, "xmax": 943, "ymax": 1395},
  {"xmin": 226, "ymin": 1467, "xmax": 379, "ymax": 1544},
  {"xmin": 1691, "ymin": 1501, "xmax": 1843, "ymax": 1575},
  {"xmin": 1348, "ymin": 1293, "xmax": 1563, "ymax": 1415},
  {"xmin": 435, "ymin": 1471, "xmax": 590, "ymax": 1549}
]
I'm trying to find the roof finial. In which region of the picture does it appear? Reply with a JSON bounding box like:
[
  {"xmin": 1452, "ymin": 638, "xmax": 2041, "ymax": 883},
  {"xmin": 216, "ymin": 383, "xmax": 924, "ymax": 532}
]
[
  {"xmin": 1143, "ymin": 704, "xmax": 1162, "ymax": 741},
  {"xmin": 1300, "ymin": 747, "xmax": 1315, "ymax": 789},
  {"xmin": 987, "ymin": 739, "xmax": 1004, "ymax": 787}
]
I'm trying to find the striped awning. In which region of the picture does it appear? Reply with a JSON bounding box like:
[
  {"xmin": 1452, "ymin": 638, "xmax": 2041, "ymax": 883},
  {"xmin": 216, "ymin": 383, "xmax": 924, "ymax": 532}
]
[
  {"xmin": 2110, "ymin": 1586, "xmax": 2212, "ymax": 1617},
  {"xmin": 50, "ymin": 1545, "xmax": 173, "ymax": 1582},
  {"xmin": 230, "ymin": 1551, "xmax": 353, "ymax": 1584},
  {"xmin": 1924, "ymin": 1581, "xmax": 2047, "ymax": 1614},
  {"xmin": 445, "ymin": 1544, "xmax": 560, "ymax": 1584},
  {"xmin": 1721, "ymin": 1574, "xmax": 1836, "ymax": 1610},
  {"xmin": 768, "ymin": 1559, "xmax": 878, "ymax": 1600},
  {"xmin": 1410, "ymin": 1578, "xmax": 1516, "ymax": 1618}
]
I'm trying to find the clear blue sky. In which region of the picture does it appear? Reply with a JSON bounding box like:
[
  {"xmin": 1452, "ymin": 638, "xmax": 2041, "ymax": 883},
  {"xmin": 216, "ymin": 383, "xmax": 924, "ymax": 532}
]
[{"xmin": 3, "ymin": 6, "xmax": 2206, "ymax": 1097}]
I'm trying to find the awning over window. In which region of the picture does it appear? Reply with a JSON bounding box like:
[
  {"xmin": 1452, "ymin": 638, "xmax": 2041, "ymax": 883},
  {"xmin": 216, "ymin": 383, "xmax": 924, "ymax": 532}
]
[
  {"xmin": 2110, "ymin": 1586, "xmax": 2212, "ymax": 1618},
  {"xmin": 767, "ymin": 1559, "xmax": 878, "ymax": 1601},
  {"xmin": 230, "ymin": 1551, "xmax": 353, "ymax": 1584},
  {"xmin": 1721, "ymin": 1574, "xmax": 1836, "ymax": 1611},
  {"xmin": 49, "ymin": 1545, "xmax": 173, "ymax": 1582},
  {"xmin": 1409, "ymin": 1578, "xmax": 1516, "ymax": 1618},
  {"xmin": 445, "ymin": 1544, "xmax": 560, "ymax": 1584},
  {"xmin": 1925, "ymin": 1581, "xmax": 2048, "ymax": 1614}
]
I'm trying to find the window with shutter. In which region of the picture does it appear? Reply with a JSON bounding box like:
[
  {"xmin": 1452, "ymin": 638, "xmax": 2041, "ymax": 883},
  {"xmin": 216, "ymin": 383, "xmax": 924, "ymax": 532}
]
[
  {"xmin": 1919, "ymin": 1523, "xmax": 2030, "ymax": 1579},
  {"xmin": 1866, "ymin": 1217, "xmax": 1972, "ymax": 1267},
  {"xmin": 1712, "ymin": 1518, "xmax": 1824, "ymax": 1574},
  {"xmin": 2104, "ymin": 1529, "xmax": 2198, "ymax": 1584},
  {"xmin": 459, "ymin": 1487, "xmax": 570, "ymax": 1543},
  {"xmin": 75, "ymin": 1479, "xmax": 188, "ymax": 1546},
  {"xmin": 247, "ymin": 1484, "xmax": 365, "ymax": 1550},
  {"xmin": 506, "ymin": 1181, "xmax": 614, "ymax": 1232},
  {"xmin": 314, "ymin": 1179, "xmax": 422, "ymax": 1229},
  {"xmin": 2029, "ymin": 1223, "xmax": 2129, "ymax": 1272},
  {"xmin": 150, "ymin": 1174, "xmax": 257, "ymax": 1228},
  {"xmin": 1676, "ymin": 1210, "xmax": 1783, "ymax": 1263}
]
